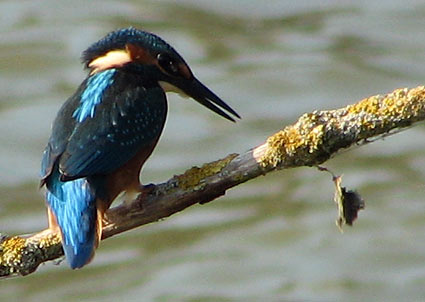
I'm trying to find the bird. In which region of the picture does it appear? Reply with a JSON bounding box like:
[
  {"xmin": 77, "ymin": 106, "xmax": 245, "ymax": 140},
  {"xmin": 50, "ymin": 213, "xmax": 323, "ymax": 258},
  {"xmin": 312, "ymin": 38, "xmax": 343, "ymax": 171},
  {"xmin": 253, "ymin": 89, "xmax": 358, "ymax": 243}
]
[{"xmin": 40, "ymin": 27, "xmax": 240, "ymax": 269}]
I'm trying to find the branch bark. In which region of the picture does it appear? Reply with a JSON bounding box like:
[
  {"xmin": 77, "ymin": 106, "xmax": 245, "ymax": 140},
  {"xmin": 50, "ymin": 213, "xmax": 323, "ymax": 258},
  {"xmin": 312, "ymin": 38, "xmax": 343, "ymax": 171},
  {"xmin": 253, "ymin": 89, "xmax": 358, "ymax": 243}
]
[{"xmin": 1, "ymin": 86, "xmax": 425, "ymax": 277}]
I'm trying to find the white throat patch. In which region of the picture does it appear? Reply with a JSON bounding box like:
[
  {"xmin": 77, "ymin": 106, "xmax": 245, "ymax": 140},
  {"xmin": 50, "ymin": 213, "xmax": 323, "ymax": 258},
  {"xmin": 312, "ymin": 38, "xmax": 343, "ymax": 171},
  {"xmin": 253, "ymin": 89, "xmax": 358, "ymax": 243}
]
[{"xmin": 158, "ymin": 81, "xmax": 189, "ymax": 98}]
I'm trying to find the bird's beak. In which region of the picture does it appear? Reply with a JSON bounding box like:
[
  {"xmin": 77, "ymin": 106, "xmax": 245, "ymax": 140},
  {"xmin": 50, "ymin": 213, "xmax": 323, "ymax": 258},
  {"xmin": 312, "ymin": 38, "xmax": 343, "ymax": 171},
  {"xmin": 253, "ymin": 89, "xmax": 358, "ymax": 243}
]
[{"xmin": 160, "ymin": 77, "xmax": 240, "ymax": 122}]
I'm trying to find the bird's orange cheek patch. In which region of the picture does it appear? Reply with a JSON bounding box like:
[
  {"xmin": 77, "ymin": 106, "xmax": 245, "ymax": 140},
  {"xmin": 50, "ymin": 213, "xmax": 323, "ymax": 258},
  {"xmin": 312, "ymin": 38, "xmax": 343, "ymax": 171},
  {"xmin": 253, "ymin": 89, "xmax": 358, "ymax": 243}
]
[
  {"xmin": 126, "ymin": 43, "xmax": 157, "ymax": 65},
  {"xmin": 178, "ymin": 63, "xmax": 193, "ymax": 80},
  {"xmin": 89, "ymin": 49, "xmax": 132, "ymax": 74},
  {"xmin": 88, "ymin": 44, "xmax": 157, "ymax": 74}
]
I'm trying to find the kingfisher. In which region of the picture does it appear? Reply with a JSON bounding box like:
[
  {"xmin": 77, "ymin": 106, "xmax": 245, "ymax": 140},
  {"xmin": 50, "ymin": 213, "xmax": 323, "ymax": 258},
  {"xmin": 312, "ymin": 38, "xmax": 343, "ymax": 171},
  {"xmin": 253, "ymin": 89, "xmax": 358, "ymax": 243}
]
[{"xmin": 40, "ymin": 27, "xmax": 240, "ymax": 269}]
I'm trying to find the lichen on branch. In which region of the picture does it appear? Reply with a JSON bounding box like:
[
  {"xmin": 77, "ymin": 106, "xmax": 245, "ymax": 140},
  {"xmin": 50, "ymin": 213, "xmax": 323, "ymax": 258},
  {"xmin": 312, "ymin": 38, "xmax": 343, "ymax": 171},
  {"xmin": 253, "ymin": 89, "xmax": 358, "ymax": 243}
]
[
  {"xmin": 259, "ymin": 86, "xmax": 425, "ymax": 169},
  {"xmin": 1, "ymin": 85, "xmax": 425, "ymax": 278}
]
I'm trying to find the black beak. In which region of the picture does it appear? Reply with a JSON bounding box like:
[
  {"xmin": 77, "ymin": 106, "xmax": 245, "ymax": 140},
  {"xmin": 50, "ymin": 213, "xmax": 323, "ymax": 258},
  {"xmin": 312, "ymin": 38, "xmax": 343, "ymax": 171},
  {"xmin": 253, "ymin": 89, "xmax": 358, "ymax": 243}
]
[{"xmin": 178, "ymin": 77, "xmax": 240, "ymax": 122}]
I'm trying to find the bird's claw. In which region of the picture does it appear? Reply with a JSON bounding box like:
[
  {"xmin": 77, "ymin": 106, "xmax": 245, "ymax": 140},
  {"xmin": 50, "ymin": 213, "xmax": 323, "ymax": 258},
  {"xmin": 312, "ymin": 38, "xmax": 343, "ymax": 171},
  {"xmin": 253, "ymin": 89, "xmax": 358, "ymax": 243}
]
[{"xmin": 102, "ymin": 213, "xmax": 112, "ymax": 225}]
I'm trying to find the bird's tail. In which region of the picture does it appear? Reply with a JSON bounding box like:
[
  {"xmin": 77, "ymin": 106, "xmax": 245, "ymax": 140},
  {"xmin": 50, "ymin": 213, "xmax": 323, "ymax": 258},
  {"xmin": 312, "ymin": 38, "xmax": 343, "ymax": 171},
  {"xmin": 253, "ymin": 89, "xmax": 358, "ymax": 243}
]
[{"xmin": 46, "ymin": 168, "xmax": 102, "ymax": 269}]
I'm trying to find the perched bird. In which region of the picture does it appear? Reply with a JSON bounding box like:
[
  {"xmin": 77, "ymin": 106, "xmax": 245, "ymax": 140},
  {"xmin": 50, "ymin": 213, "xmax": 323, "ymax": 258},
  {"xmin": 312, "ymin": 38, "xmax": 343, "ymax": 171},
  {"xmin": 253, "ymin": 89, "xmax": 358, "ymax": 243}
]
[{"xmin": 40, "ymin": 27, "xmax": 240, "ymax": 269}]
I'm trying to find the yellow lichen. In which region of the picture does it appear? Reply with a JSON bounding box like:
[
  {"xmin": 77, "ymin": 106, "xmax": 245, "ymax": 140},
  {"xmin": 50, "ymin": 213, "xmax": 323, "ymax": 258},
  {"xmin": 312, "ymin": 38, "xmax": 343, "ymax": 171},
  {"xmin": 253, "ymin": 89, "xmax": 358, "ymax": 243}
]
[
  {"xmin": 37, "ymin": 232, "xmax": 61, "ymax": 249},
  {"xmin": 259, "ymin": 121, "xmax": 325, "ymax": 169},
  {"xmin": 347, "ymin": 87, "xmax": 425, "ymax": 121},
  {"xmin": 26, "ymin": 229, "xmax": 62, "ymax": 249},
  {"xmin": 258, "ymin": 86, "xmax": 425, "ymax": 169},
  {"xmin": 343, "ymin": 87, "xmax": 425, "ymax": 137},
  {"xmin": 176, "ymin": 153, "xmax": 238, "ymax": 190},
  {"xmin": 0, "ymin": 236, "xmax": 26, "ymax": 267},
  {"xmin": 307, "ymin": 124, "xmax": 325, "ymax": 153}
]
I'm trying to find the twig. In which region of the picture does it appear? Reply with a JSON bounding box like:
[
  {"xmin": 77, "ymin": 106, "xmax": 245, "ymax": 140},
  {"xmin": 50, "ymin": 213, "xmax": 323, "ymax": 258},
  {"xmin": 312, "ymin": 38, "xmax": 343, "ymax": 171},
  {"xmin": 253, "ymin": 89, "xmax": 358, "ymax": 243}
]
[{"xmin": 1, "ymin": 86, "xmax": 425, "ymax": 277}]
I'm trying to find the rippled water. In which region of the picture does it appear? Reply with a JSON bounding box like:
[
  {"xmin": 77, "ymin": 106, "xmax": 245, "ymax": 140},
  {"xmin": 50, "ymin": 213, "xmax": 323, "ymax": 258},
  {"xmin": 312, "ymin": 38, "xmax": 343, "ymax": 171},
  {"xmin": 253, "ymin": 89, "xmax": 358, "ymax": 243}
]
[{"xmin": 1, "ymin": 1, "xmax": 425, "ymax": 301}]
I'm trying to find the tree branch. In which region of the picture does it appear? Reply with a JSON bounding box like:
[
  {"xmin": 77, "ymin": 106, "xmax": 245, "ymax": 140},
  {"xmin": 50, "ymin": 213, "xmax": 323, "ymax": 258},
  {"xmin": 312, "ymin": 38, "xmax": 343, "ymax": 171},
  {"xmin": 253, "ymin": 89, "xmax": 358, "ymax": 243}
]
[{"xmin": 1, "ymin": 86, "xmax": 425, "ymax": 277}]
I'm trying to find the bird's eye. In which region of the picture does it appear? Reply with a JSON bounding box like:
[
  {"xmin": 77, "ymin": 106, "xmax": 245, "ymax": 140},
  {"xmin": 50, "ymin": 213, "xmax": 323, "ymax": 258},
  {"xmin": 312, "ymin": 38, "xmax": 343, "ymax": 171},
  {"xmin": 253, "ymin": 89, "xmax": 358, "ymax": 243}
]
[{"xmin": 157, "ymin": 53, "xmax": 180, "ymax": 76}]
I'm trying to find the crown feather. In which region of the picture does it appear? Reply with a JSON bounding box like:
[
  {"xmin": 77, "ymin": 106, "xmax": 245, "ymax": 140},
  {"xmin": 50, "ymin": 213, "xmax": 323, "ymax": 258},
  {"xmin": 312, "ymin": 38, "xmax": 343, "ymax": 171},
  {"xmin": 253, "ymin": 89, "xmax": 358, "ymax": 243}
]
[{"xmin": 81, "ymin": 27, "xmax": 175, "ymax": 69}]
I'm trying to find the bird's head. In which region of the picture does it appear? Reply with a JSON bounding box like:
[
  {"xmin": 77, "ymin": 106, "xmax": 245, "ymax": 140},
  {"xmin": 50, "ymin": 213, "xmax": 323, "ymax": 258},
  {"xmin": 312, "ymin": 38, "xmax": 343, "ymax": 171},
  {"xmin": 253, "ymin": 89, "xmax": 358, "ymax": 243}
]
[{"xmin": 82, "ymin": 27, "xmax": 240, "ymax": 122}]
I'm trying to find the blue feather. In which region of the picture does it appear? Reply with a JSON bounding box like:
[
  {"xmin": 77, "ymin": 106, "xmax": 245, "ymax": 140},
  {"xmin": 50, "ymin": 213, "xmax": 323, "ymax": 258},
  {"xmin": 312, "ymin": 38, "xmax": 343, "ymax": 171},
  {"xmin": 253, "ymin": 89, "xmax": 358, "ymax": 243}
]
[
  {"xmin": 46, "ymin": 168, "xmax": 97, "ymax": 269},
  {"xmin": 72, "ymin": 69, "xmax": 116, "ymax": 123}
]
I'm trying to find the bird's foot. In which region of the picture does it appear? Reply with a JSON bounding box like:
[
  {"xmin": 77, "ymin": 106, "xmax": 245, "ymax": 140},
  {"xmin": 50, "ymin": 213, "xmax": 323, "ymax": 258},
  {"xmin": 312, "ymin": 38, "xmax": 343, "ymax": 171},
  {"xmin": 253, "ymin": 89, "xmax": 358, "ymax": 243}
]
[
  {"xmin": 122, "ymin": 183, "xmax": 155, "ymax": 206},
  {"xmin": 132, "ymin": 183, "xmax": 156, "ymax": 210},
  {"xmin": 102, "ymin": 212, "xmax": 112, "ymax": 226}
]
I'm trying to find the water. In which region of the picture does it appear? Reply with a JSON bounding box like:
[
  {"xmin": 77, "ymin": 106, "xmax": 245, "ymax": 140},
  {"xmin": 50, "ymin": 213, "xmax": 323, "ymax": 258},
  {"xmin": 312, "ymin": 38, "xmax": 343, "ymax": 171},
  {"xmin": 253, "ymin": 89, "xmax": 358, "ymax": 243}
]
[{"xmin": 1, "ymin": 1, "xmax": 425, "ymax": 301}]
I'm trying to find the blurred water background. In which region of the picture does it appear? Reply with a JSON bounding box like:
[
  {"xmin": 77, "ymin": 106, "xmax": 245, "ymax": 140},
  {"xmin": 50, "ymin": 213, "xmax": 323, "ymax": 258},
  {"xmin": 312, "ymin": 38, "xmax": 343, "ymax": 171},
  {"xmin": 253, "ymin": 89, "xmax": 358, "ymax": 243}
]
[{"xmin": 1, "ymin": 1, "xmax": 425, "ymax": 301}]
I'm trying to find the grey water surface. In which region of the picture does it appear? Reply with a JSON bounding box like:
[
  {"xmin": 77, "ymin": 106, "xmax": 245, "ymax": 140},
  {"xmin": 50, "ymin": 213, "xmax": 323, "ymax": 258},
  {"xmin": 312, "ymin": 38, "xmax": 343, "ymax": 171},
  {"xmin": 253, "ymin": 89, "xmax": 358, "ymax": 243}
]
[{"xmin": 1, "ymin": 1, "xmax": 425, "ymax": 301}]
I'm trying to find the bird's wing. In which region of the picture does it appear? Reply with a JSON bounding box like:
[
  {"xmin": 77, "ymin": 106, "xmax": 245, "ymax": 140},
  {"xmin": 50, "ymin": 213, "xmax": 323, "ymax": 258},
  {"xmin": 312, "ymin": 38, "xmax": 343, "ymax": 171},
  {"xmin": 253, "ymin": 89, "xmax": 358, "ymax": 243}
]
[
  {"xmin": 40, "ymin": 88, "xmax": 83, "ymax": 182},
  {"xmin": 58, "ymin": 84, "xmax": 167, "ymax": 180}
]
